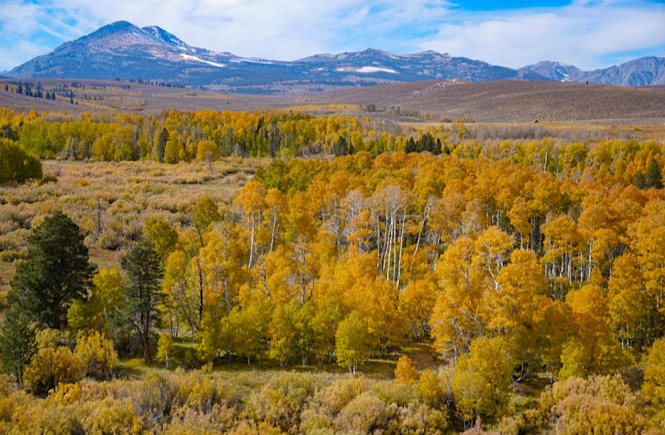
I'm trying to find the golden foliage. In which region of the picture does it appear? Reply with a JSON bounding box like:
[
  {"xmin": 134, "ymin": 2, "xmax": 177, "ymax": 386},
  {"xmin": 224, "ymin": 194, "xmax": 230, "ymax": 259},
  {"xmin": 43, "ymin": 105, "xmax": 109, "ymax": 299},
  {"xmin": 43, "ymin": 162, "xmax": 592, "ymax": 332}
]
[
  {"xmin": 75, "ymin": 331, "xmax": 118, "ymax": 380},
  {"xmin": 23, "ymin": 347, "xmax": 84, "ymax": 396},
  {"xmin": 395, "ymin": 356, "xmax": 419, "ymax": 386}
]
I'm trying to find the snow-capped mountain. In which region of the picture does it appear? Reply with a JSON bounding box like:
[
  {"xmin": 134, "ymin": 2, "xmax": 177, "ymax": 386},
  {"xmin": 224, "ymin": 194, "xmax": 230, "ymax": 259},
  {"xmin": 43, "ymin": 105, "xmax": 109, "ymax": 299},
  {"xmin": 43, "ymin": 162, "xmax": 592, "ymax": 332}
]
[
  {"xmin": 522, "ymin": 57, "xmax": 665, "ymax": 86},
  {"xmin": 521, "ymin": 61, "xmax": 584, "ymax": 82},
  {"xmin": 7, "ymin": 21, "xmax": 664, "ymax": 93},
  {"xmin": 6, "ymin": 21, "xmax": 547, "ymax": 92}
]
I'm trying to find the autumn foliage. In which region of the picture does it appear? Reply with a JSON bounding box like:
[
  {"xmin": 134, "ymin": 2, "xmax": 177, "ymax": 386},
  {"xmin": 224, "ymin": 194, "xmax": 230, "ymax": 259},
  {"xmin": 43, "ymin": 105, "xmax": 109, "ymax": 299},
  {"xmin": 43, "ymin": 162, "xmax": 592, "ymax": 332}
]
[{"xmin": 0, "ymin": 105, "xmax": 664, "ymax": 431}]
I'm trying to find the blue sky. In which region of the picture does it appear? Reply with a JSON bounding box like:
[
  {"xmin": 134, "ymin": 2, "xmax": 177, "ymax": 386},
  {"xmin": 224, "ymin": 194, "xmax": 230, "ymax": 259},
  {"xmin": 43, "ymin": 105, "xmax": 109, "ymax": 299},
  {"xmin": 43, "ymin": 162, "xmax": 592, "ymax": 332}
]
[{"xmin": 1, "ymin": 0, "xmax": 664, "ymax": 72}]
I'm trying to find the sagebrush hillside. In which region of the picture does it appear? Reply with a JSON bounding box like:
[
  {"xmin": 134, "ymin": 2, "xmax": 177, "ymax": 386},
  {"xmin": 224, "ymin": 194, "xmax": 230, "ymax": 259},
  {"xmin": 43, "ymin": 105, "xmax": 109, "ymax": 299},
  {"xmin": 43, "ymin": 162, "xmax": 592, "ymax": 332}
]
[{"xmin": 3, "ymin": 78, "xmax": 665, "ymax": 126}]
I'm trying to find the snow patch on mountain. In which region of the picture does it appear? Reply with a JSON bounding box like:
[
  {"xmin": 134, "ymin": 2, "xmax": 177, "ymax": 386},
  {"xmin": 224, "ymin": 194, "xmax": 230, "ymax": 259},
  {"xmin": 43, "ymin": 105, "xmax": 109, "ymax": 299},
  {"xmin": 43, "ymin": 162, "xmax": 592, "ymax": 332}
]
[
  {"xmin": 336, "ymin": 66, "xmax": 398, "ymax": 74},
  {"xmin": 180, "ymin": 54, "xmax": 225, "ymax": 68}
]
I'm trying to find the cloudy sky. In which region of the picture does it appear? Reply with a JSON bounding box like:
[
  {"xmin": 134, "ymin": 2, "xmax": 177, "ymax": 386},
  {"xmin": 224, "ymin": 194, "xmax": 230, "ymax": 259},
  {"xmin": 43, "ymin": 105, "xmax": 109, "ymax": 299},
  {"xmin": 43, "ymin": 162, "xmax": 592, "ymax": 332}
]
[{"xmin": 0, "ymin": 0, "xmax": 664, "ymax": 72}]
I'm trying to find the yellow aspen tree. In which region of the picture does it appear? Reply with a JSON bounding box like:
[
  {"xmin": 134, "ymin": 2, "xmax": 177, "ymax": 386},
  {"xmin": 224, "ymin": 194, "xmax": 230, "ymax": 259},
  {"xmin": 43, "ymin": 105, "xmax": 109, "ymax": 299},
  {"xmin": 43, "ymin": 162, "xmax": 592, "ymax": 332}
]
[
  {"xmin": 452, "ymin": 336, "xmax": 512, "ymax": 429},
  {"xmin": 395, "ymin": 355, "xmax": 419, "ymax": 385},
  {"xmin": 336, "ymin": 311, "xmax": 372, "ymax": 374}
]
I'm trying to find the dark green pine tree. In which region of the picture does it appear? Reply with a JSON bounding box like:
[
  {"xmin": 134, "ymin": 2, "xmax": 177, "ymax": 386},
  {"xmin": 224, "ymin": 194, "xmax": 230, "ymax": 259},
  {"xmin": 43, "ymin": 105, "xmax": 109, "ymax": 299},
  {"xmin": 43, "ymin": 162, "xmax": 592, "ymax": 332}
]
[
  {"xmin": 121, "ymin": 239, "xmax": 163, "ymax": 362},
  {"xmin": 405, "ymin": 137, "xmax": 416, "ymax": 153},
  {"xmin": 269, "ymin": 123, "xmax": 280, "ymax": 158},
  {"xmin": 9, "ymin": 211, "xmax": 96, "ymax": 329},
  {"xmin": 156, "ymin": 128, "xmax": 169, "ymax": 163},
  {"xmin": 435, "ymin": 138, "xmax": 442, "ymax": 155},
  {"xmin": 334, "ymin": 135, "xmax": 348, "ymax": 157},
  {"xmin": 634, "ymin": 172, "xmax": 647, "ymax": 190},
  {"xmin": 418, "ymin": 133, "xmax": 435, "ymax": 153},
  {"xmin": 415, "ymin": 135, "xmax": 425, "ymax": 153},
  {"xmin": 646, "ymin": 159, "xmax": 663, "ymax": 189},
  {"xmin": 0, "ymin": 308, "xmax": 36, "ymax": 385}
]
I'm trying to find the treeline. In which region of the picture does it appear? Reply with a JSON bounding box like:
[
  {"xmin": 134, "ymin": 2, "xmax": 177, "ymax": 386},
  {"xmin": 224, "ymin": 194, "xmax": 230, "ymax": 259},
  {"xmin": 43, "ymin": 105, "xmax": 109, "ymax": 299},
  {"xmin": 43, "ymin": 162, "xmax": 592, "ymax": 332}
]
[
  {"xmin": 3, "ymin": 82, "xmax": 75, "ymax": 104},
  {"xmin": 0, "ymin": 107, "xmax": 662, "ymax": 190},
  {"xmin": 0, "ymin": 108, "xmax": 379, "ymax": 161}
]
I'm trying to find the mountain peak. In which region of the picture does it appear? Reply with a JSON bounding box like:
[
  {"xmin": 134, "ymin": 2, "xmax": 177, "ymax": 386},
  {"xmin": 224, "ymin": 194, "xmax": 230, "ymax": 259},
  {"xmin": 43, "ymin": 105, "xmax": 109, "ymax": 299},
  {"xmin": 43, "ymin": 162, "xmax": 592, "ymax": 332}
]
[
  {"xmin": 358, "ymin": 48, "xmax": 390, "ymax": 55},
  {"xmin": 522, "ymin": 60, "xmax": 583, "ymax": 82},
  {"xmin": 89, "ymin": 21, "xmax": 141, "ymax": 37},
  {"xmin": 530, "ymin": 60, "xmax": 574, "ymax": 68},
  {"xmin": 582, "ymin": 56, "xmax": 665, "ymax": 86},
  {"xmin": 142, "ymin": 25, "xmax": 190, "ymax": 49},
  {"xmin": 75, "ymin": 21, "xmax": 176, "ymax": 51}
]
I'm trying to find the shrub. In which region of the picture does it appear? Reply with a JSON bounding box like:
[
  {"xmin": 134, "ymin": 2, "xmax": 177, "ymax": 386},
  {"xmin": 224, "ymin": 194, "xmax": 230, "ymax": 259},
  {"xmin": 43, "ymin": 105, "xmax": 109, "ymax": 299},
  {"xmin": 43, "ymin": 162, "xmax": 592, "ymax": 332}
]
[
  {"xmin": 174, "ymin": 372, "xmax": 226, "ymax": 414},
  {"xmin": 165, "ymin": 403, "xmax": 235, "ymax": 434},
  {"xmin": 0, "ymin": 390, "xmax": 32, "ymax": 428},
  {"xmin": 496, "ymin": 409, "xmax": 544, "ymax": 435},
  {"xmin": 270, "ymin": 372, "xmax": 322, "ymax": 408},
  {"xmin": 41, "ymin": 174, "xmax": 58, "ymax": 184},
  {"xmin": 75, "ymin": 331, "xmax": 118, "ymax": 380},
  {"xmin": 137, "ymin": 373, "xmax": 176, "ymax": 424},
  {"xmin": 371, "ymin": 380, "xmax": 419, "ymax": 407},
  {"xmin": 334, "ymin": 392, "xmax": 387, "ymax": 433},
  {"xmin": 0, "ymin": 250, "xmax": 19, "ymax": 262},
  {"xmin": 23, "ymin": 347, "xmax": 84, "ymax": 395},
  {"xmin": 299, "ymin": 408, "xmax": 335, "ymax": 434},
  {"xmin": 82, "ymin": 398, "xmax": 144, "ymax": 435},
  {"xmin": 397, "ymin": 404, "xmax": 449, "ymax": 435},
  {"xmin": 245, "ymin": 373, "xmax": 322, "ymax": 432},
  {"xmin": 540, "ymin": 375, "xmax": 646, "ymax": 434},
  {"xmin": 35, "ymin": 328, "xmax": 66, "ymax": 350},
  {"xmin": 48, "ymin": 382, "xmax": 82, "ymax": 406},
  {"xmin": 99, "ymin": 230, "xmax": 121, "ymax": 250},
  {"xmin": 312, "ymin": 376, "xmax": 368, "ymax": 415},
  {"xmin": 245, "ymin": 386, "xmax": 299, "ymax": 431},
  {"xmin": 10, "ymin": 400, "xmax": 83, "ymax": 434}
]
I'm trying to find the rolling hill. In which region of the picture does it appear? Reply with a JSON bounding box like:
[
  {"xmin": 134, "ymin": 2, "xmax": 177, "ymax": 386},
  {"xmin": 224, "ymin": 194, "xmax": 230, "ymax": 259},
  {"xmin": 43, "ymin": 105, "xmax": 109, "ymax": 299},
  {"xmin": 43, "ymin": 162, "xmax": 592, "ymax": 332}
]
[
  {"xmin": 302, "ymin": 80, "xmax": 665, "ymax": 124},
  {"xmin": 2, "ymin": 77, "xmax": 664, "ymax": 126}
]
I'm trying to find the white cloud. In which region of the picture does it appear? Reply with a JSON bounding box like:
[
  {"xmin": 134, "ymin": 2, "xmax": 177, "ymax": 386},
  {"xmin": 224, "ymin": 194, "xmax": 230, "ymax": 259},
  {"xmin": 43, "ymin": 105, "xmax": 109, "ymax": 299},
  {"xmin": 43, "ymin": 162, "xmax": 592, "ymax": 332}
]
[
  {"xmin": 0, "ymin": 40, "xmax": 53, "ymax": 72},
  {"xmin": 0, "ymin": 0, "xmax": 663, "ymax": 72},
  {"xmin": 0, "ymin": 0, "xmax": 454, "ymax": 66},
  {"xmin": 420, "ymin": 2, "xmax": 665, "ymax": 69}
]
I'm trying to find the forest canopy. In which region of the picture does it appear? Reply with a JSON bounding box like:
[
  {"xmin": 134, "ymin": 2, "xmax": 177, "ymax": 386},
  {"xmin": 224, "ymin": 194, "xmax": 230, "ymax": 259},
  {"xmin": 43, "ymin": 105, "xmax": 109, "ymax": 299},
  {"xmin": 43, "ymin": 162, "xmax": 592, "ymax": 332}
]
[{"xmin": 0, "ymin": 105, "xmax": 664, "ymax": 433}]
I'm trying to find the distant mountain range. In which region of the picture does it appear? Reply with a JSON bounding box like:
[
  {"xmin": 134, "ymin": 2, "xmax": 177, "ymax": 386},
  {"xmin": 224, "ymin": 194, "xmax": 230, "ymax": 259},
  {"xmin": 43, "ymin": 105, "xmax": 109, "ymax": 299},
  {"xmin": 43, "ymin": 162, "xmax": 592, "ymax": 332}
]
[
  {"xmin": 6, "ymin": 21, "xmax": 665, "ymax": 93},
  {"xmin": 520, "ymin": 61, "xmax": 584, "ymax": 82},
  {"xmin": 521, "ymin": 58, "xmax": 665, "ymax": 87}
]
